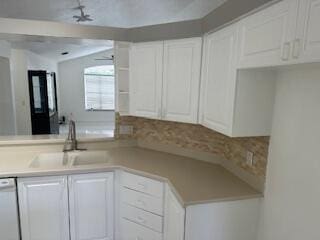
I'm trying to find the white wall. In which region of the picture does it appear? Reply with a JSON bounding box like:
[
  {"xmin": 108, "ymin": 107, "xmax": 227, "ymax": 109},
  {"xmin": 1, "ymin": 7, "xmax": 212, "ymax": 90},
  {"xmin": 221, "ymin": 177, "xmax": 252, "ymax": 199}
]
[
  {"xmin": 27, "ymin": 51, "xmax": 57, "ymax": 72},
  {"xmin": 258, "ymin": 65, "xmax": 320, "ymax": 240},
  {"xmin": 10, "ymin": 49, "xmax": 31, "ymax": 135},
  {"xmin": 0, "ymin": 40, "xmax": 11, "ymax": 58},
  {"xmin": 58, "ymin": 49, "xmax": 115, "ymax": 127},
  {"xmin": 0, "ymin": 57, "xmax": 15, "ymax": 135},
  {"xmin": 10, "ymin": 49, "xmax": 58, "ymax": 135}
]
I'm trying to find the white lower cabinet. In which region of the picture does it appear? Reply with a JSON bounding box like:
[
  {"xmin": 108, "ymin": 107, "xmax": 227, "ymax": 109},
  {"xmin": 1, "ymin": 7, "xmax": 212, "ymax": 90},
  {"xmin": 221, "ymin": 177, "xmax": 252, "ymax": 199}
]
[
  {"xmin": 18, "ymin": 171, "xmax": 260, "ymax": 240},
  {"xmin": 68, "ymin": 173, "xmax": 114, "ymax": 240},
  {"xmin": 120, "ymin": 219, "xmax": 162, "ymax": 240},
  {"xmin": 18, "ymin": 176, "xmax": 70, "ymax": 240},
  {"xmin": 185, "ymin": 198, "xmax": 261, "ymax": 240},
  {"xmin": 164, "ymin": 187, "xmax": 185, "ymax": 240},
  {"xmin": 18, "ymin": 173, "xmax": 114, "ymax": 240}
]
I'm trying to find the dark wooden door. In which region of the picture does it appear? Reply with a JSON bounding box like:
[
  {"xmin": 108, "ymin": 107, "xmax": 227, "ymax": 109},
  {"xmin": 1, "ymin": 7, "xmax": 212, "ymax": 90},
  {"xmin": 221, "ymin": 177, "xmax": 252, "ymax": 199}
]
[
  {"xmin": 28, "ymin": 70, "xmax": 59, "ymax": 135},
  {"xmin": 47, "ymin": 72, "xmax": 59, "ymax": 134}
]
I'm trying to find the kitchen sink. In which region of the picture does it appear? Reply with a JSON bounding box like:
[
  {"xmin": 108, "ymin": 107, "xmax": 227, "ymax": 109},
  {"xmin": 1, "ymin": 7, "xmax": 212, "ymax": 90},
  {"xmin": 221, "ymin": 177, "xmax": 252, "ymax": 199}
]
[
  {"xmin": 69, "ymin": 151, "xmax": 110, "ymax": 166},
  {"xmin": 29, "ymin": 153, "xmax": 68, "ymax": 168},
  {"xmin": 29, "ymin": 151, "xmax": 110, "ymax": 168}
]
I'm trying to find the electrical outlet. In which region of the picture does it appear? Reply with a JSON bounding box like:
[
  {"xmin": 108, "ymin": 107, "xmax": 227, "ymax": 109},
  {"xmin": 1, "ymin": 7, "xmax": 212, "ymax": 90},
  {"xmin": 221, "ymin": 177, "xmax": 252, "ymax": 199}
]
[
  {"xmin": 119, "ymin": 125, "xmax": 133, "ymax": 135},
  {"xmin": 246, "ymin": 151, "xmax": 254, "ymax": 166}
]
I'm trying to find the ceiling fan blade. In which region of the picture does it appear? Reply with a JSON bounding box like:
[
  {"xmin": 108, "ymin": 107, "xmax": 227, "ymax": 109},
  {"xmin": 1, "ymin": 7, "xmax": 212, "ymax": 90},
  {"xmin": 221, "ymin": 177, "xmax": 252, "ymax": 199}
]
[
  {"xmin": 84, "ymin": 16, "xmax": 93, "ymax": 21},
  {"xmin": 95, "ymin": 58, "xmax": 114, "ymax": 61},
  {"xmin": 72, "ymin": 5, "xmax": 85, "ymax": 10},
  {"xmin": 73, "ymin": 15, "xmax": 81, "ymax": 19}
]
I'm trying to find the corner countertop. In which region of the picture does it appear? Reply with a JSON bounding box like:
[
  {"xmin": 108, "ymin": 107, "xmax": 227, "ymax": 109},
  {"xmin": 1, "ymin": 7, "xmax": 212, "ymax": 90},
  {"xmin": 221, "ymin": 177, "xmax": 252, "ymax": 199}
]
[{"xmin": 0, "ymin": 146, "xmax": 262, "ymax": 206}]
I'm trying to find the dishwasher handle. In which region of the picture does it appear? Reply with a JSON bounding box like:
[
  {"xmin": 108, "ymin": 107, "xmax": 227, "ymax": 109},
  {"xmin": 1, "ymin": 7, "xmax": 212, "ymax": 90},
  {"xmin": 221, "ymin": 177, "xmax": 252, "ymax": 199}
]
[{"xmin": 0, "ymin": 178, "xmax": 16, "ymax": 190}]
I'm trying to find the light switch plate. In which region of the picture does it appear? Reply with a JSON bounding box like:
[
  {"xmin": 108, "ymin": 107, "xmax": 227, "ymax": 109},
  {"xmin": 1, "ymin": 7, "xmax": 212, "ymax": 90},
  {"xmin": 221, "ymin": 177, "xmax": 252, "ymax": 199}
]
[
  {"xmin": 246, "ymin": 151, "xmax": 254, "ymax": 166},
  {"xmin": 119, "ymin": 125, "xmax": 133, "ymax": 135}
]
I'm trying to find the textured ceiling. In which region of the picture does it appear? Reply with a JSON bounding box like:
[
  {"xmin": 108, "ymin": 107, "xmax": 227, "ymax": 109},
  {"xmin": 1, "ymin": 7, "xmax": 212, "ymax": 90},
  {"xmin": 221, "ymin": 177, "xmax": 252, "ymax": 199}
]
[
  {"xmin": 0, "ymin": 34, "xmax": 113, "ymax": 62},
  {"xmin": 0, "ymin": 0, "xmax": 227, "ymax": 28}
]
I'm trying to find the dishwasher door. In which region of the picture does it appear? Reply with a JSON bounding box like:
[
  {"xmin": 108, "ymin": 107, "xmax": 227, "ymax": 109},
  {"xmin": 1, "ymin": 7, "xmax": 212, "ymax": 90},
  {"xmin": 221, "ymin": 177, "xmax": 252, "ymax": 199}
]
[{"xmin": 0, "ymin": 178, "xmax": 20, "ymax": 240}]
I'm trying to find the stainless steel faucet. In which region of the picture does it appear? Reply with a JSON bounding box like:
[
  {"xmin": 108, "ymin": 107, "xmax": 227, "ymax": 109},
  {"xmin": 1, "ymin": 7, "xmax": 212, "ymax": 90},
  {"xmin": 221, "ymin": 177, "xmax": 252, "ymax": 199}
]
[{"xmin": 63, "ymin": 120, "xmax": 85, "ymax": 152}]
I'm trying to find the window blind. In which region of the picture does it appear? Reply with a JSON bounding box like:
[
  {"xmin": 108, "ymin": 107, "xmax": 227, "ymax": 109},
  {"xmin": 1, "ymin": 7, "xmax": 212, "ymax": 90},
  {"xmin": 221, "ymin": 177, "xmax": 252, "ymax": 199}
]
[{"xmin": 84, "ymin": 66, "xmax": 115, "ymax": 110}]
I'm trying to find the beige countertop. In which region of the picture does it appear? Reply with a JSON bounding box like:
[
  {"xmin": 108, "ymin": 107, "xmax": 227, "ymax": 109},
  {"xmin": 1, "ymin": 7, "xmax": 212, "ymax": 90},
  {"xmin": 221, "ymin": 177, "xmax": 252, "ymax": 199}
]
[{"xmin": 0, "ymin": 146, "xmax": 262, "ymax": 206}]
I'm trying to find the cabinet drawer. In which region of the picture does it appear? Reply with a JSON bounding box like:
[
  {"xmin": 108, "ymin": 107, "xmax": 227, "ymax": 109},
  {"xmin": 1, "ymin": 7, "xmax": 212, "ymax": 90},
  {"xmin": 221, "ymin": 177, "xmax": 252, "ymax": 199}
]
[
  {"xmin": 121, "ymin": 219, "xmax": 162, "ymax": 240},
  {"xmin": 122, "ymin": 188, "xmax": 164, "ymax": 216},
  {"xmin": 121, "ymin": 204, "xmax": 163, "ymax": 233},
  {"xmin": 121, "ymin": 172, "xmax": 164, "ymax": 198}
]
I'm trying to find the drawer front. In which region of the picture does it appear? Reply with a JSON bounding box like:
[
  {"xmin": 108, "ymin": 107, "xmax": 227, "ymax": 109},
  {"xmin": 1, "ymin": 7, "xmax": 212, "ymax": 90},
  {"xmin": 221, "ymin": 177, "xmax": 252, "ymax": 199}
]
[
  {"xmin": 122, "ymin": 188, "xmax": 164, "ymax": 216},
  {"xmin": 122, "ymin": 172, "xmax": 164, "ymax": 198},
  {"xmin": 121, "ymin": 204, "xmax": 163, "ymax": 233},
  {"xmin": 121, "ymin": 219, "xmax": 162, "ymax": 240}
]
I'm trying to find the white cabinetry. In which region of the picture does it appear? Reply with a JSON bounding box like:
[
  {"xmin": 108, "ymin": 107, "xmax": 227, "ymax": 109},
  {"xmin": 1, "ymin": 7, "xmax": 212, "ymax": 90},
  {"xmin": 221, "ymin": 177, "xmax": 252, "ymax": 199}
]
[
  {"xmin": 119, "ymin": 172, "xmax": 165, "ymax": 240},
  {"xmin": 129, "ymin": 41, "xmax": 163, "ymax": 119},
  {"xmin": 295, "ymin": 0, "xmax": 320, "ymax": 62},
  {"xmin": 130, "ymin": 38, "xmax": 202, "ymax": 123},
  {"xmin": 18, "ymin": 173, "xmax": 114, "ymax": 240},
  {"xmin": 69, "ymin": 173, "xmax": 114, "ymax": 240},
  {"xmin": 238, "ymin": 0, "xmax": 320, "ymax": 67},
  {"xmin": 164, "ymin": 187, "xmax": 185, "ymax": 240},
  {"xmin": 238, "ymin": 0, "xmax": 299, "ymax": 68},
  {"xmin": 162, "ymin": 38, "xmax": 202, "ymax": 123},
  {"xmin": 200, "ymin": 24, "xmax": 238, "ymax": 135},
  {"xmin": 115, "ymin": 42, "xmax": 131, "ymax": 115},
  {"xmin": 200, "ymin": 24, "xmax": 276, "ymax": 137},
  {"xmin": 18, "ymin": 176, "xmax": 70, "ymax": 240},
  {"xmin": 185, "ymin": 198, "xmax": 261, "ymax": 240}
]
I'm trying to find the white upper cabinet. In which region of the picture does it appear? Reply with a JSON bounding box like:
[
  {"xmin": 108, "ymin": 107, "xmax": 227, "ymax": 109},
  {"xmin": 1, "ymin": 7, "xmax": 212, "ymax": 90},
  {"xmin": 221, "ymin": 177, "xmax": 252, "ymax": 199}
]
[
  {"xmin": 129, "ymin": 41, "xmax": 163, "ymax": 119},
  {"xmin": 238, "ymin": 0, "xmax": 299, "ymax": 68},
  {"xmin": 200, "ymin": 24, "xmax": 238, "ymax": 136},
  {"xmin": 129, "ymin": 38, "xmax": 202, "ymax": 123},
  {"xmin": 295, "ymin": 0, "xmax": 320, "ymax": 62},
  {"xmin": 68, "ymin": 172, "xmax": 114, "ymax": 240},
  {"xmin": 18, "ymin": 176, "xmax": 70, "ymax": 240},
  {"xmin": 200, "ymin": 24, "xmax": 276, "ymax": 137},
  {"xmin": 162, "ymin": 38, "xmax": 202, "ymax": 123}
]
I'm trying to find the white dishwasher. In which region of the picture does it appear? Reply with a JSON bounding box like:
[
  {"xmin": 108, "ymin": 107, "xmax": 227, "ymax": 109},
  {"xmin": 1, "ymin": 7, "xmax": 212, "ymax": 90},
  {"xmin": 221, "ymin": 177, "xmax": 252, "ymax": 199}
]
[{"xmin": 0, "ymin": 178, "xmax": 20, "ymax": 240}]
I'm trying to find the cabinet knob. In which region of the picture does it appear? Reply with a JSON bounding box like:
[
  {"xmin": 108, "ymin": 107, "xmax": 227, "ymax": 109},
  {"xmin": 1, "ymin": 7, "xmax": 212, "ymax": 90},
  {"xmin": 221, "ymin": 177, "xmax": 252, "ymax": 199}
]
[
  {"xmin": 137, "ymin": 182, "xmax": 147, "ymax": 189},
  {"xmin": 281, "ymin": 42, "xmax": 291, "ymax": 61},
  {"xmin": 137, "ymin": 199, "xmax": 146, "ymax": 206},
  {"xmin": 136, "ymin": 216, "xmax": 146, "ymax": 224}
]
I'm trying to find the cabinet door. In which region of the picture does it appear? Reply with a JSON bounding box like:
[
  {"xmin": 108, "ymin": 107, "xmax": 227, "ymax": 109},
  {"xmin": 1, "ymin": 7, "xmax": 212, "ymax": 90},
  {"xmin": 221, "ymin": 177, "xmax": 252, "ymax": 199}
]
[
  {"xmin": 162, "ymin": 38, "xmax": 202, "ymax": 123},
  {"xmin": 200, "ymin": 24, "xmax": 238, "ymax": 136},
  {"xmin": 164, "ymin": 187, "xmax": 185, "ymax": 240},
  {"xmin": 18, "ymin": 176, "xmax": 69, "ymax": 240},
  {"xmin": 295, "ymin": 0, "xmax": 320, "ymax": 62},
  {"xmin": 69, "ymin": 172, "xmax": 114, "ymax": 240},
  {"xmin": 130, "ymin": 42, "xmax": 163, "ymax": 119},
  {"xmin": 238, "ymin": 0, "xmax": 299, "ymax": 68}
]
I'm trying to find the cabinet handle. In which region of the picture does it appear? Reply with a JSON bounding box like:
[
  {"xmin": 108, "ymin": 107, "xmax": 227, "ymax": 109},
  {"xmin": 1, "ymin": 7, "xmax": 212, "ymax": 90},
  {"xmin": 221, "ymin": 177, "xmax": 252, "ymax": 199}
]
[
  {"xmin": 136, "ymin": 216, "xmax": 146, "ymax": 224},
  {"xmin": 292, "ymin": 38, "xmax": 301, "ymax": 59},
  {"xmin": 137, "ymin": 182, "xmax": 147, "ymax": 189},
  {"xmin": 137, "ymin": 199, "xmax": 146, "ymax": 206},
  {"xmin": 281, "ymin": 42, "xmax": 291, "ymax": 61}
]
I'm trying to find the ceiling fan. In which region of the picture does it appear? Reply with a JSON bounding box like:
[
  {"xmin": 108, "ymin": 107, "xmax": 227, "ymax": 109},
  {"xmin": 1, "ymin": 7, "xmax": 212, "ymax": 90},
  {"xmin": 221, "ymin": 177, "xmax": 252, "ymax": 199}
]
[
  {"xmin": 73, "ymin": 0, "xmax": 93, "ymax": 22},
  {"xmin": 95, "ymin": 55, "xmax": 114, "ymax": 61}
]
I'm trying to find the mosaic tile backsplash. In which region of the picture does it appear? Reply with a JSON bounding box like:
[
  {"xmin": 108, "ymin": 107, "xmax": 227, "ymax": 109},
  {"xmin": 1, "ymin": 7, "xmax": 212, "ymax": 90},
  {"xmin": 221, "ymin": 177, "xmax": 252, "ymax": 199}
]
[{"xmin": 116, "ymin": 114, "xmax": 269, "ymax": 178}]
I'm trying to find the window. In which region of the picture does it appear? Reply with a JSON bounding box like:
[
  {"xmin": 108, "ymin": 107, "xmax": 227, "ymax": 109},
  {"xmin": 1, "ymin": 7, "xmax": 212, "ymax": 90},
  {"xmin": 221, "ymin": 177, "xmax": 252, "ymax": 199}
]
[{"xmin": 84, "ymin": 65, "xmax": 115, "ymax": 111}]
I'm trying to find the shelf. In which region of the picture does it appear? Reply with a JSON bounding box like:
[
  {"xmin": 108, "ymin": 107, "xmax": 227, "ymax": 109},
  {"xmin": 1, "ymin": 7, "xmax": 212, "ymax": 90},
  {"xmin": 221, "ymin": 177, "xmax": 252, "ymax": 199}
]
[{"xmin": 119, "ymin": 91, "xmax": 129, "ymax": 94}]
